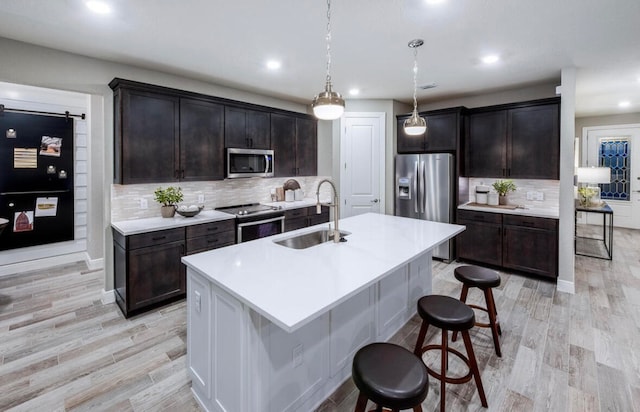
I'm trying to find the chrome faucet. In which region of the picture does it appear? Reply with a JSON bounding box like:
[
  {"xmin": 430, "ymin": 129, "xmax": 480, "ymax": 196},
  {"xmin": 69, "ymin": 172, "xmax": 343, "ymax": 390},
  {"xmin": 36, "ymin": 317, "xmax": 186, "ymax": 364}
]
[{"xmin": 316, "ymin": 179, "xmax": 342, "ymax": 243}]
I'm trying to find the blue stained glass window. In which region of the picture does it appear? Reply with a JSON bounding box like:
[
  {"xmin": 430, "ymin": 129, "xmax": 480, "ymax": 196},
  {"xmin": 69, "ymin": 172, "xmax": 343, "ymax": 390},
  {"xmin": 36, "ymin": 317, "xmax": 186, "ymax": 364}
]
[{"xmin": 598, "ymin": 138, "xmax": 629, "ymax": 201}]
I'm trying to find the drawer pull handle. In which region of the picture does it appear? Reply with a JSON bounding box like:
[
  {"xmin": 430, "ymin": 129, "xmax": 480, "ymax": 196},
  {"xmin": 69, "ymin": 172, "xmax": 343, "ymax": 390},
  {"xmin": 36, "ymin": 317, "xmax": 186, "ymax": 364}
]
[
  {"xmin": 152, "ymin": 236, "xmax": 166, "ymax": 241},
  {"xmin": 207, "ymin": 239, "xmax": 219, "ymax": 244},
  {"xmin": 207, "ymin": 227, "xmax": 218, "ymax": 231},
  {"xmin": 521, "ymin": 221, "xmax": 535, "ymax": 227}
]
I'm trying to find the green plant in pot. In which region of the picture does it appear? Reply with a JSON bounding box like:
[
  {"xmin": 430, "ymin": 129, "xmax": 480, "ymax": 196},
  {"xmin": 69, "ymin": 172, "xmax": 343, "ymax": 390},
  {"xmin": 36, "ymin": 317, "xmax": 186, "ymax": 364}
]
[
  {"xmin": 492, "ymin": 179, "xmax": 516, "ymax": 205},
  {"xmin": 154, "ymin": 186, "xmax": 183, "ymax": 218},
  {"xmin": 577, "ymin": 186, "xmax": 598, "ymax": 207}
]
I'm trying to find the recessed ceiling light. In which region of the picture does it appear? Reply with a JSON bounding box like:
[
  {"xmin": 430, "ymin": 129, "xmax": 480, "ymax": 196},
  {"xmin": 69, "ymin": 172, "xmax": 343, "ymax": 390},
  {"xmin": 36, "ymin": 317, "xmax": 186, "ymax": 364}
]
[
  {"xmin": 619, "ymin": 101, "xmax": 631, "ymax": 108},
  {"xmin": 481, "ymin": 54, "xmax": 500, "ymax": 64},
  {"xmin": 266, "ymin": 60, "xmax": 281, "ymax": 70},
  {"xmin": 349, "ymin": 88, "xmax": 360, "ymax": 96},
  {"xmin": 86, "ymin": 0, "xmax": 111, "ymax": 14}
]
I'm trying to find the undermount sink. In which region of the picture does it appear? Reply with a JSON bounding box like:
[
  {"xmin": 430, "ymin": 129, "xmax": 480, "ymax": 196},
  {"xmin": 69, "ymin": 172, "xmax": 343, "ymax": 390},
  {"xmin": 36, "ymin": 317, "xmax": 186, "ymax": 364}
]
[{"xmin": 274, "ymin": 229, "xmax": 350, "ymax": 249}]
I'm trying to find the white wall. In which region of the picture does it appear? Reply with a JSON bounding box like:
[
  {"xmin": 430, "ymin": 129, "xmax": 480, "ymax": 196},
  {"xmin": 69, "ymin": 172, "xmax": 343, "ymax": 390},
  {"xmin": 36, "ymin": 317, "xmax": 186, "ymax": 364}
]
[{"xmin": 0, "ymin": 37, "xmax": 320, "ymax": 290}]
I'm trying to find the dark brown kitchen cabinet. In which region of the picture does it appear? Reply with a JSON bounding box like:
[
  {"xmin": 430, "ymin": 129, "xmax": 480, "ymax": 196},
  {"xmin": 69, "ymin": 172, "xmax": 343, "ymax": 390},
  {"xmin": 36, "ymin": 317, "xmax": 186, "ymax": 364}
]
[
  {"xmin": 113, "ymin": 87, "xmax": 180, "ymax": 184},
  {"xmin": 284, "ymin": 206, "xmax": 329, "ymax": 232},
  {"xmin": 457, "ymin": 210, "xmax": 558, "ymax": 279},
  {"xmin": 465, "ymin": 98, "xmax": 560, "ymax": 179},
  {"xmin": 502, "ymin": 215, "xmax": 558, "ymax": 279},
  {"xmin": 113, "ymin": 228, "xmax": 186, "ymax": 318},
  {"xmin": 271, "ymin": 113, "xmax": 318, "ymax": 177},
  {"xmin": 397, "ymin": 108, "xmax": 462, "ymax": 153},
  {"xmin": 180, "ymin": 98, "xmax": 225, "ymax": 181},
  {"xmin": 224, "ymin": 107, "xmax": 270, "ymax": 149},
  {"xmin": 457, "ymin": 210, "xmax": 503, "ymax": 266}
]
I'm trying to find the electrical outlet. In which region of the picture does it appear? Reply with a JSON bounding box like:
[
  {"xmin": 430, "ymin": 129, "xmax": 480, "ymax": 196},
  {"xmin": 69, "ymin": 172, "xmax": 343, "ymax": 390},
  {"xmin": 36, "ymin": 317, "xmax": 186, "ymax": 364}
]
[
  {"xmin": 293, "ymin": 344, "xmax": 303, "ymax": 367},
  {"xmin": 194, "ymin": 291, "xmax": 201, "ymax": 313},
  {"xmin": 140, "ymin": 198, "xmax": 148, "ymax": 209},
  {"xmin": 534, "ymin": 191, "xmax": 544, "ymax": 201},
  {"xmin": 198, "ymin": 194, "xmax": 205, "ymax": 204},
  {"xmin": 526, "ymin": 191, "xmax": 534, "ymax": 201}
]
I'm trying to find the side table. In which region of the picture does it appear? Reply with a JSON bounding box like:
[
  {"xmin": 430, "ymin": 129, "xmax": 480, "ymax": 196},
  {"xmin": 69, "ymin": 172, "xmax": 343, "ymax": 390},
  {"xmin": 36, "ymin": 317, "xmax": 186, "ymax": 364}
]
[{"xmin": 575, "ymin": 200, "xmax": 613, "ymax": 260}]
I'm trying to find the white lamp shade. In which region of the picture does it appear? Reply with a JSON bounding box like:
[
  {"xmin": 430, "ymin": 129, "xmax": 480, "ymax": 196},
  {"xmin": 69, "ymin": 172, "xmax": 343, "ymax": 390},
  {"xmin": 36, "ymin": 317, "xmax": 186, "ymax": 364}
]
[{"xmin": 576, "ymin": 167, "xmax": 611, "ymax": 184}]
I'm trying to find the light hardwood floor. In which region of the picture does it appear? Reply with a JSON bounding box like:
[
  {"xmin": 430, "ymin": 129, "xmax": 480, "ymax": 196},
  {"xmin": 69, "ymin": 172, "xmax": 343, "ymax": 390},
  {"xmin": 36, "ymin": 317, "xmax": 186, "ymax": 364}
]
[{"xmin": 1, "ymin": 227, "xmax": 639, "ymax": 411}]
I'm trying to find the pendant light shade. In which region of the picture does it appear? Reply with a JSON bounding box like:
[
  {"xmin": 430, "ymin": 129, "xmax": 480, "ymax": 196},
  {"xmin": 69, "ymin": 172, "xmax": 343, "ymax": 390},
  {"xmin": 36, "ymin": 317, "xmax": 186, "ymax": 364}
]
[
  {"xmin": 404, "ymin": 39, "xmax": 427, "ymax": 136},
  {"xmin": 313, "ymin": 81, "xmax": 344, "ymax": 120},
  {"xmin": 404, "ymin": 111, "xmax": 427, "ymax": 135},
  {"xmin": 312, "ymin": 0, "xmax": 344, "ymax": 121}
]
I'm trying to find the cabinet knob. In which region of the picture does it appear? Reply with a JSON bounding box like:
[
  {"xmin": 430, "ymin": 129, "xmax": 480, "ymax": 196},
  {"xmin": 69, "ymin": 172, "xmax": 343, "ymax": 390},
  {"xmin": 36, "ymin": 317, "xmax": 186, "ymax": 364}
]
[{"xmin": 371, "ymin": 199, "xmax": 379, "ymax": 203}]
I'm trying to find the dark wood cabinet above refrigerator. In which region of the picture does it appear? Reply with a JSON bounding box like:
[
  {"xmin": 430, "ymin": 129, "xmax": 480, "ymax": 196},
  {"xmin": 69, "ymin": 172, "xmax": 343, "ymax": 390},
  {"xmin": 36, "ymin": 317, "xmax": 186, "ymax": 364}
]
[{"xmin": 396, "ymin": 107, "xmax": 465, "ymax": 154}]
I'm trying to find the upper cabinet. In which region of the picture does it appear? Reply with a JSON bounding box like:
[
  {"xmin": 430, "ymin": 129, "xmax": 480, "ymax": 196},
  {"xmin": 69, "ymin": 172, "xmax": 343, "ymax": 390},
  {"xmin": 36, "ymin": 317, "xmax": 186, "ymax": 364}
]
[
  {"xmin": 110, "ymin": 78, "xmax": 317, "ymax": 184},
  {"xmin": 271, "ymin": 113, "xmax": 318, "ymax": 177},
  {"xmin": 224, "ymin": 107, "xmax": 270, "ymax": 149},
  {"xmin": 465, "ymin": 98, "xmax": 560, "ymax": 180},
  {"xmin": 397, "ymin": 108, "xmax": 464, "ymax": 154},
  {"xmin": 113, "ymin": 87, "xmax": 180, "ymax": 184},
  {"xmin": 180, "ymin": 98, "xmax": 225, "ymax": 181}
]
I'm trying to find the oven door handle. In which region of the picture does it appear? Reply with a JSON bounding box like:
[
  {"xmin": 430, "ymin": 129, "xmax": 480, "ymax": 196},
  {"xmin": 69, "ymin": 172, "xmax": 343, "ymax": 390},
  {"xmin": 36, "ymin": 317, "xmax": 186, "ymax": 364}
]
[
  {"xmin": 237, "ymin": 215, "xmax": 285, "ymax": 228},
  {"xmin": 264, "ymin": 155, "xmax": 270, "ymax": 174}
]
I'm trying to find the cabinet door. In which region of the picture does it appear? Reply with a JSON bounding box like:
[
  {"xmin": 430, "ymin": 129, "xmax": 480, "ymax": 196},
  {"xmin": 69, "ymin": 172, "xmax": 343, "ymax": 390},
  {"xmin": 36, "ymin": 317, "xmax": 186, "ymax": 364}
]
[
  {"xmin": 457, "ymin": 211, "xmax": 503, "ymax": 266},
  {"xmin": 508, "ymin": 103, "xmax": 560, "ymax": 179},
  {"xmin": 271, "ymin": 113, "xmax": 297, "ymax": 177},
  {"xmin": 127, "ymin": 240, "xmax": 186, "ymax": 312},
  {"xmin": 224, "ymin": 107, "xmax": 270, "ymax": 149},
  {"xmin": 397, "ymin": 116, "xmax": 425, "ymax": 153},
  {"xmin": 466, "ymin": 110, "xmax": 507, "ymax": 177},
  {"xmin": 120, "ymin": 89, "xmax": 179, "ymax": 184},
  {"xmin": 180, "ymin": 98, "xmax": 225, "ymax": 181},
  {"xmin": 503, "ymin": 225, "xmax": 558, "ymax": 278},
  {"xmin": 295, "ymin": 117, "xmax": 317, "ymax": 176},
  {"xmin": 424, "ymin": 112, "xmax": 457, "ymax": 152},
  {"xmin": 246, "ymin": 110, "xmax": 270, "ymax": 149}
]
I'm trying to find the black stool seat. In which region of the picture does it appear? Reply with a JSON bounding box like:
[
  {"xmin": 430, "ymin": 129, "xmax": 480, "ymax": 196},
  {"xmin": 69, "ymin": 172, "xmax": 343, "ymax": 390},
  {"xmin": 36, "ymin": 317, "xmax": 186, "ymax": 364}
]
[
  {"xmin": 454, "ymin": 266, "xmax": 500, "ymax": 288},
  {"xmin": 417, "ymin": 295, "xmax": 475, "ymax": 331},
  {"xmin": 352, "ymin": 342, "xmax": 429, "ymax": 411}
]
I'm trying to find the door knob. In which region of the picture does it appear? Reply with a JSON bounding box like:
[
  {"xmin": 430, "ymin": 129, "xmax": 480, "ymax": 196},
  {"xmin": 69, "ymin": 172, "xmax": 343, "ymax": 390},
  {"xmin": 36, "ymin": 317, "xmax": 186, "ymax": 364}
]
[{"xmin": 371, "ymin": 199, "xmax": 379, "ymax": 203}]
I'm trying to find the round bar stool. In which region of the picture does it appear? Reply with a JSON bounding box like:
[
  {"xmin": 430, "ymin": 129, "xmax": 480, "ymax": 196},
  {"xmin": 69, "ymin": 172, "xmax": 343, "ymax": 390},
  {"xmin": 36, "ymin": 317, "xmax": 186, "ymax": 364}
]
[
  {"xmin": 352, "ymin": 342, "xmax": 429, "ymax": 412},
  {"xmin": 452, "ymin": 265, "xmax": 502, "ymax": 357},
  {"xmin": 413, "ymin": 295, "xmax": 488, "ymax": 412}
]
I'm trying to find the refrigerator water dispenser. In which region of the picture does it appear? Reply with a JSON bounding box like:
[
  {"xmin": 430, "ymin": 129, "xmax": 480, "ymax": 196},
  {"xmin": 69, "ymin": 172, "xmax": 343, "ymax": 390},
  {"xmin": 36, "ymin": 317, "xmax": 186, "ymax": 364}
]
[{"xmin": 397, "ymin": 177, "xmax": 411, "ymax": 199}]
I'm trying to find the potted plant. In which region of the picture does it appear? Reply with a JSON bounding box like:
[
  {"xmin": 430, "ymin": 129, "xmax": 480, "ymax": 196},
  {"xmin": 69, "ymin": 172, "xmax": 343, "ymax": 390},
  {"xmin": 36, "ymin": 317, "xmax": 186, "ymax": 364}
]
[
  {"xmin": 492, "ymin": 179, "xmax": 516, "ymax": 205},
  {"xmin": 153, "ymin": 186, "xmax": 183, "ymax": 218},
  {"xmin": 577, "ymin": 186, "xmax": 598, "ymax": 207}
]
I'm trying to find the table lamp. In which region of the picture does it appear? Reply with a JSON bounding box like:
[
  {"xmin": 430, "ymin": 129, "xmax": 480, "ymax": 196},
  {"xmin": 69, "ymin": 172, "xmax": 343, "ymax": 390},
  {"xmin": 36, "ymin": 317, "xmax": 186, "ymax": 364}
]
[{"xmin": 576, "ymin": 166, "xmax": 611, "ymax": 207}]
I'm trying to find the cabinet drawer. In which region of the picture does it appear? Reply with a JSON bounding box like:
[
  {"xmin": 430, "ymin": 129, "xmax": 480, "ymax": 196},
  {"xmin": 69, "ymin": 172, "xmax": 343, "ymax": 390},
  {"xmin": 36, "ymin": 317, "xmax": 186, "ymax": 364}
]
[
  {"xmin": 458, "ymin": 210, "xmax": 502, "ymax": 224},
  {"xmin": 186, "ymin": 220, "xmax": 235, "ymax": 238},
  {"xmin": 128, "ymin": 228, "xmax": 185, "ymax": 249},
  {"xmin": 284, "ymin": 207, "xmax": 309, "ymax": 219},
  {"xmin": 503, "ymin": 215, "xmax": 557, "ymax": 231},
  {"xmin": 186, "ymin": 231, "xmax": 236, "ymax": 254}
]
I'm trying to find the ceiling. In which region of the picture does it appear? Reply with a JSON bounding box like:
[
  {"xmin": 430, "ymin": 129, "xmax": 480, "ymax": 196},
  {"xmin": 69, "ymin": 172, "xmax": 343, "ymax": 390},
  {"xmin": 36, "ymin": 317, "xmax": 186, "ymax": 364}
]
[{"xmin": 0, "ymin": 0, "xmax": 639, "ymax": 117}]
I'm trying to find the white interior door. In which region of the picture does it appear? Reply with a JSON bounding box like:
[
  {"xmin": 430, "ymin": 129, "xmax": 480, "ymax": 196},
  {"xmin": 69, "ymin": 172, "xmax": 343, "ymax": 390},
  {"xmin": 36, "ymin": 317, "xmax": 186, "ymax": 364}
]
[
  {"xmin": 585, "ymin": 124, "xmax": 640, "ymax": 228},
  {"xmin": 340, "ymin": 113, "xmax": 385, "ymax": 218}
]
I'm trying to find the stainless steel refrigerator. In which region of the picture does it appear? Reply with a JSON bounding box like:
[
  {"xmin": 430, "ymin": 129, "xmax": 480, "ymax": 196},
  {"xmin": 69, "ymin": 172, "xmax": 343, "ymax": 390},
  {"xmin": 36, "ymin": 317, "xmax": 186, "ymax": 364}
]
[{"xmin": 395, "ymin": 153, "xmax": 454, "ymax": 261}]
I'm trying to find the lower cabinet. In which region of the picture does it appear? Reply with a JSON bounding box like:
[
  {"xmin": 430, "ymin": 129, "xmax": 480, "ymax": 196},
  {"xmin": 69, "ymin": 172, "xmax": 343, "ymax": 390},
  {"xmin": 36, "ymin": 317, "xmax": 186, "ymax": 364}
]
[
  {"xmin": 284, "ymin": 206, "xmax": 329, "ymax": 232},
  {"xmin": 113, "ymin": 219, "xmax": 235, "ymax": 318},
  {"xmin": 457, "ymin": 210, "xmax": 558, "ymax": 279}
]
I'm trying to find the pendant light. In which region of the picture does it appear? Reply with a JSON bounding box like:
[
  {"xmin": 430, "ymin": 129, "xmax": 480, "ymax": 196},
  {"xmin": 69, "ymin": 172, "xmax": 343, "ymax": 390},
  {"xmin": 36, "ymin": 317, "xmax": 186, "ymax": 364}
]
[
  {"xmin": 404, "ymin": 39, "xmax": 427, "ymax": 136},
  {"xmin": 312, "ymin": 0, "xmax": 345, "ymax": 120}
]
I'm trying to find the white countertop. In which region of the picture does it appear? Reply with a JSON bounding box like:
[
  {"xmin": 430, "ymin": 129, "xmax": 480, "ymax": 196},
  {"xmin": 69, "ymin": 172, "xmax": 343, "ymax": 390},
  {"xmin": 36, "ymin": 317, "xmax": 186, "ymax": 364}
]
[
  {"xmin": 111, "ymin": 210, "xmax": 235, "ymax": 236},
  {"xmin": 182, "ymin": 213, "xmax": 464, "ymax": 332},
  {"xmin": 458, "ymin": 202, "xmax": 559, "ymax": 219}
]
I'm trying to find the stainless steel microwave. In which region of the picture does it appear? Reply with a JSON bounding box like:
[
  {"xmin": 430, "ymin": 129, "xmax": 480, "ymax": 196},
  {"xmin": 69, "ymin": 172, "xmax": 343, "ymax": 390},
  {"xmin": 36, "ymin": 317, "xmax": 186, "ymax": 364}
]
[{"xmin": 226, "ymin": 148, "xmax": 274, "ymax": 178}]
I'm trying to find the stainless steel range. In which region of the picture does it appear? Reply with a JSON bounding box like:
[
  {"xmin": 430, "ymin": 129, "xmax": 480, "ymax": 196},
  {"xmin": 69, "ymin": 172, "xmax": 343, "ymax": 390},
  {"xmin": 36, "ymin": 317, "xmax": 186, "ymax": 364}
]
[{"xmin": 216, "ymin": 203, "xmax": 285, "ymax": 243}]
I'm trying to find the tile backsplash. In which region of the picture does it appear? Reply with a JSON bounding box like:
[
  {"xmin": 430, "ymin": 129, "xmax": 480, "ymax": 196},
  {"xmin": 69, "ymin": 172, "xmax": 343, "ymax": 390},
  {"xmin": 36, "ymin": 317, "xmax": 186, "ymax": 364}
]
[
  {"xmin": 468, "ymin": 178, "xmax": 559, "ymax": 208},
  {"xmin": 111, "ymin": 176, "xmax": 333, "ymax": 221}
]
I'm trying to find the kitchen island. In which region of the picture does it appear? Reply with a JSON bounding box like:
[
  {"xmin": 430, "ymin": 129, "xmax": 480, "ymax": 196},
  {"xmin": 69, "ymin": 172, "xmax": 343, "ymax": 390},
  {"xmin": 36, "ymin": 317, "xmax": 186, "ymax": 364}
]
[{"xmin": 182, "ymin": 213, "xmax": 464, "ymax": 412}]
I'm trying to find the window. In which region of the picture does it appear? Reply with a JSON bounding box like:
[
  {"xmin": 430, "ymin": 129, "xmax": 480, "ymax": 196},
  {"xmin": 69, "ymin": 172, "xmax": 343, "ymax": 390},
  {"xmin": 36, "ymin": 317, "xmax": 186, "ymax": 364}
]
[{"xmin": 599, "ymin": 138, "xmax": 629, "ymax": 201}]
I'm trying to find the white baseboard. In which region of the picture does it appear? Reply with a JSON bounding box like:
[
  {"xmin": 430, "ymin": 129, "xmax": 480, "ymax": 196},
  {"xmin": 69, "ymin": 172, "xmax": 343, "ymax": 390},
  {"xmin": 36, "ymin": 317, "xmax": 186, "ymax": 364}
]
[
  {"xmin": 85, "ymin": 254, "xmax": 104, "ymax": 271},
  {"xmin": 101, "ymin": 289, "xmax": 116, "ymax": 304},
  {"xmin": 556, "ymin": 279, "xmax": 575, "ymax": 294}
]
